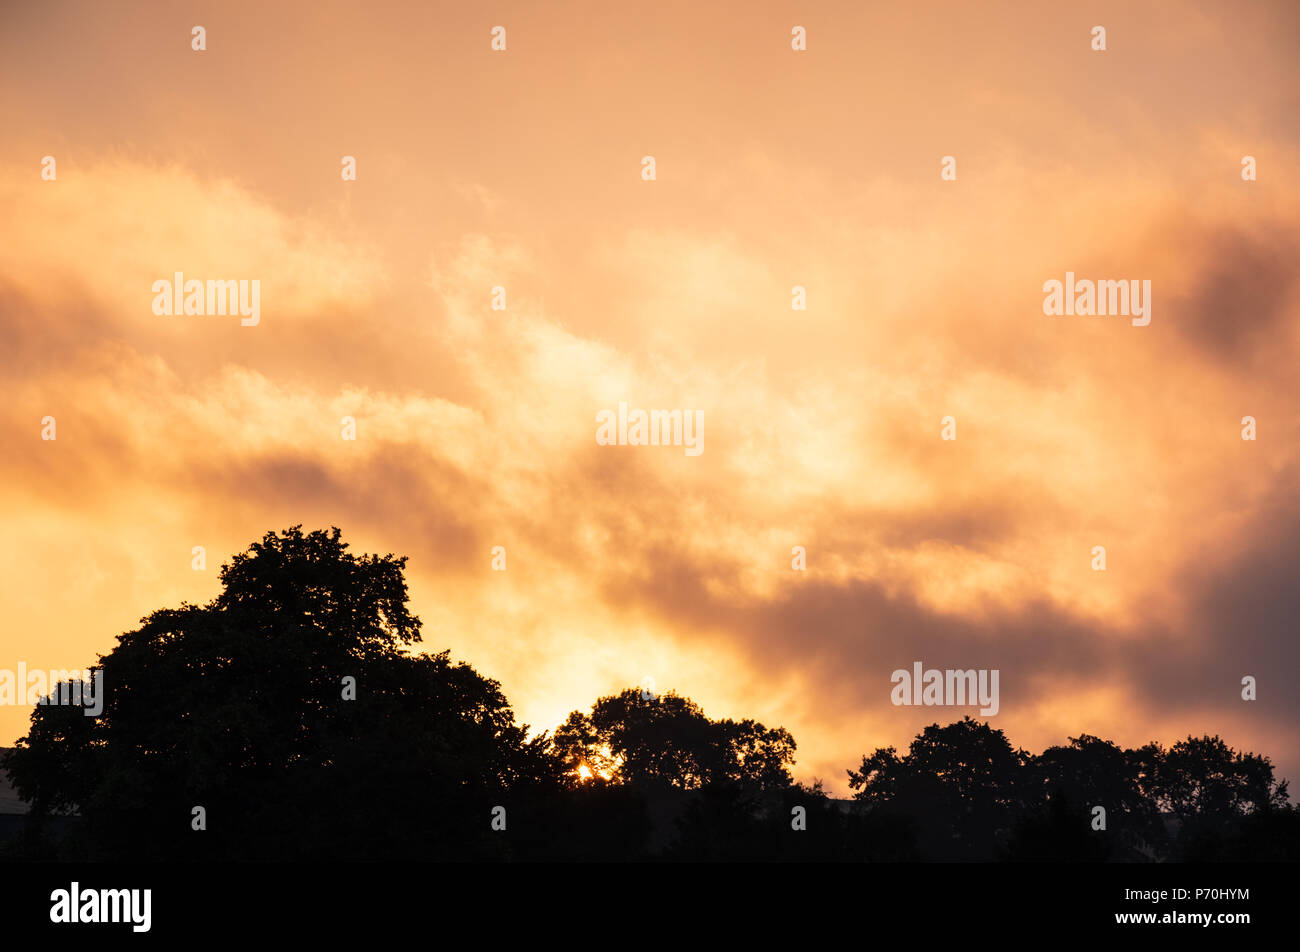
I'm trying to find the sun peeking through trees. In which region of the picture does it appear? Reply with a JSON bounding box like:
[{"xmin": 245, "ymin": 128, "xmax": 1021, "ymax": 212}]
[{"xmin": 2, "ymin": 527, "xmax": 1295, "ymax": 861}]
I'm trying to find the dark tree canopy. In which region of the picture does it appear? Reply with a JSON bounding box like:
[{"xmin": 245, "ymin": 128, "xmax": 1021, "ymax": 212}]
[
  {"xmin": 1005, "ymin": 734, "xmax": 1163, "ymax": 861},
  {"xmin": 3, "ymin": 527, "xmax": 544, "ymax": 860},
  {"xmin": 849, "ymin": 721, "xmax": 1295, "ymax": 862},
  {"xmin": 2, "ymin": 526, "xmax": 1294, "ymax": 862},
  {"xmin": 848, "ymin": 717, "xmax": 1028, "ymax": 860},
  {"xmin": 553, "ymin": 688, "xmax": 796, "ymax": 793}
]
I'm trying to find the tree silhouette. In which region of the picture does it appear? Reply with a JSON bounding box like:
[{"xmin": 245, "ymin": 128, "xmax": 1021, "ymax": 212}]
[
  {"xmin": 1004, "ymin": 734, "xmax": 1164, "ymax": 861},
  {"xmin": 3, "ymin": 527, "xmax": 547, "ymax": 860},
  {"xmin": 848, "ymin": 718, "xmax": 1030, "ymax": 860},
  {"xmin": 2, "ymin": 526, "xmax": 1295, "ymax": 861},
  {"xmin": 1153, "ymin": 735, "xmax": 1288, "ymax": 817},
  {"xmin": 554, "ymin": 688, "xmax": 795, "ymax": 793},
  {"xmin": 847, "ymin": 723, "xmax": 1294, "ymax": 862},
  {"xmin": 552, "ymin": 688, "xmax": 803, "ymax": 858},
  {"xmin": 1148, "ymin": 735, "xmax": 1293, "ymax": 860}
]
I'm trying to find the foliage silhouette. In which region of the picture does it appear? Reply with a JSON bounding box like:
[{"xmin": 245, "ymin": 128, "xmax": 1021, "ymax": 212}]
[
  {"xmin": 847, "ymin": 718, "xmax": 1026, "ymax": 860},
  {"xmin": 3, "ymin": 527, "xmax": 545, "ymax": 860},
  {"xmin": 554, "ymin": 688, "xmax": 795, "ymax": 792},
  {"xmin": 2, "ymin": 527, "xmax": 1294, "ymax": 862}
]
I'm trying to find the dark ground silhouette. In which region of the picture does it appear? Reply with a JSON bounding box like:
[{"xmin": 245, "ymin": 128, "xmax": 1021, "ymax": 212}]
[{"xmin": 3, "ymin": 527, "xmax": 1295, "ymax": 861}]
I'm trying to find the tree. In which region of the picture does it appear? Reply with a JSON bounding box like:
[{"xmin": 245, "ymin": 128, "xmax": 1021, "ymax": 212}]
[
  {"xmin": 2, "ymin": 527, "xmax": 544, "ymax": 860},
  {"xmin": 847, "ymin": 717, "xmax": 1026, "ymax": 860},
  {"xmin": 553, "ymin": 688, "xmax": 799, "ymax": 858},
  {"xmin": 1005, "ymin": 734, "xmax": 1166, "ymax": 861},
  {"xmin": 553, "ymin": 688, "xmax": 796, "ymax": 793},
  {"xmin": 4, "ymin": 530, "xmax": 1295, "ymax": 862},
  {"xmin": 1146, "ymin": 735, "xmax": 1291, "ymax": 860},
  {"xmin": 1151, "ymin": 735, "xmax": 1288, "ymax": 818}
]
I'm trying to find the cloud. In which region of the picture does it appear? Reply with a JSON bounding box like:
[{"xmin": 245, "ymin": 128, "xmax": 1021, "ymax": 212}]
[
  {"xmin": 1165, "ymin": 222, "xmax": 1300, "ymax": 366},
  {"xmin": 2, "ymin": 1, "xmax": 1299, "ymax": 796}
]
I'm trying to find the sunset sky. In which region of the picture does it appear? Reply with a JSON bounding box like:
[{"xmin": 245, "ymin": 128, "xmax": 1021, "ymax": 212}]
[{"xmin": 2, "ymin": 0, "xmax": 1297, "ymax": 794}]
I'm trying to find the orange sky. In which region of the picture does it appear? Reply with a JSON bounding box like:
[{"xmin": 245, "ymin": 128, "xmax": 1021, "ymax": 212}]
[{"xmin": 2, "ymin": 0, "xmax": 1298, "ymax": 793}]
